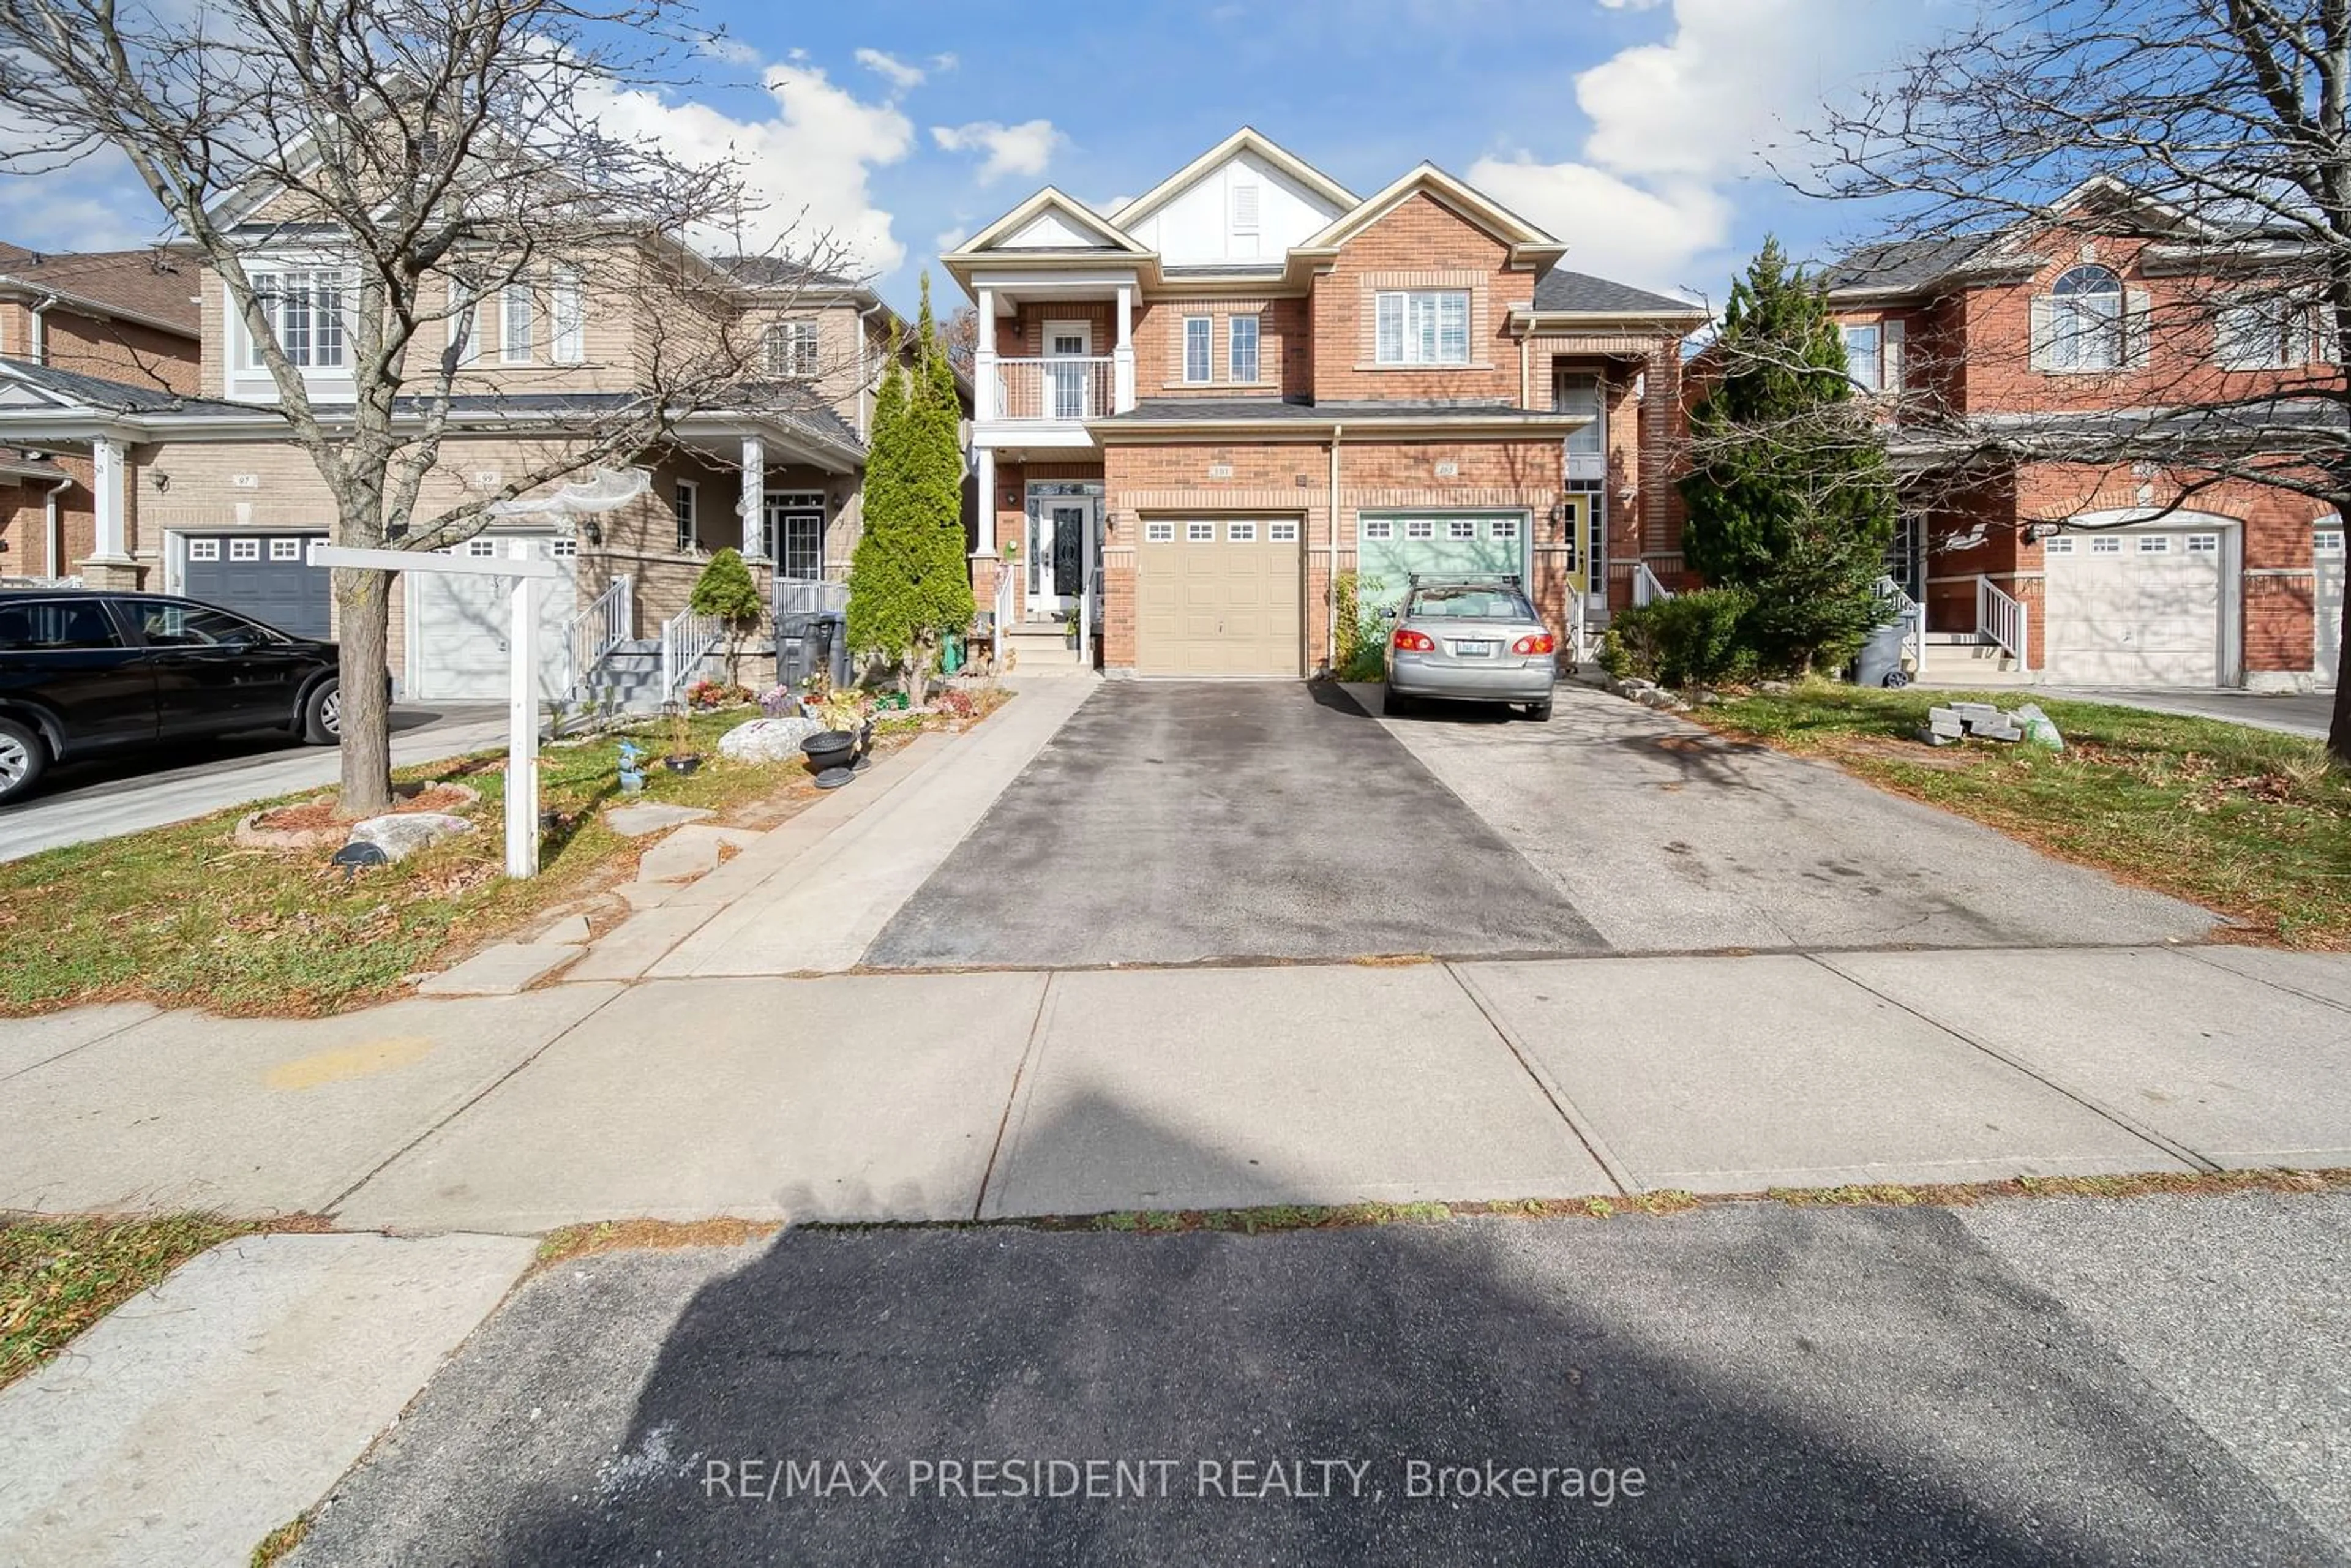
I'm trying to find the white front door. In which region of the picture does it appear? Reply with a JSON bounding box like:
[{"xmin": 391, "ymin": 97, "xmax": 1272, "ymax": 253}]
[
  {"xmin": 1044, "ymin": 320, "xmax": 1091, "ymax": 422},
  {"xmin": 1028, "ymin": 498, "xmax": 1093, "ymax": 620}
]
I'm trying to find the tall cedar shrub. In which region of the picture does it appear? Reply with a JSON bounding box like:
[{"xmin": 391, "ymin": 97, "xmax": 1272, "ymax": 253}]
[
  {"xmin": 688, "ymin": 547, "xmax": 764, "ymax": 687},
  {"xmin": 1678, "ymin": 238, "xmax": 1899, "ymax": 675},
  {"xmin": 846, "ymin": 274, "xmax": 974, "ymax": 705}
]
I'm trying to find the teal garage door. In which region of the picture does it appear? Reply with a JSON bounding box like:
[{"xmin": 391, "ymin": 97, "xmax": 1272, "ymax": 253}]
[{"xmin": 1355, "ymin": 512, "xmax": 1532, "ymax": 612}]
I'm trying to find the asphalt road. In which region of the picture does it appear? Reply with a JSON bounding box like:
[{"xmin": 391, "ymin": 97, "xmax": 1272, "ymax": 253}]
[
  {"xmin": 288, "ymin": 1193, "xmax": 2351, "ymax": 1566},
  {"xmin": 865, "ymin": 681, "xmax": 1603, "ymax": 967},
  {"xmin": 0, "ymin": 704, "xmax": 507, "ymax": 861}
]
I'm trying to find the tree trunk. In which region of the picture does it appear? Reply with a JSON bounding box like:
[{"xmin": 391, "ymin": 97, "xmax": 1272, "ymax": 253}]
[
  {"xmin": 2328, "ymin": 585, "xmax": 2350, "ymax": 768},
  {"xmin": 335, "ymin": 566, "xmax": 396, "ymax": 817},
  {"xmin": 906, "ymin": 634, "xmax": 934, "ymax": 708}
]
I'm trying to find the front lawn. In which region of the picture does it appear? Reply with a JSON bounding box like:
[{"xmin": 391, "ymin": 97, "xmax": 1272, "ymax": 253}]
[
  {"xmin": 0, "ymin": 700, "xmax": 990, "ymax": 1017},
  {"xmin": 1, "ymin": 1212, "xmax": 274, "ymax": 1389},
  {"xmin": 1700, "ymin": 685, "xmax": 2351, "ymax": 948}
]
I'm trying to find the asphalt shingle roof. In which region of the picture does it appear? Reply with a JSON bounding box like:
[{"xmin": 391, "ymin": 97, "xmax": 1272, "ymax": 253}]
[
  {"xmin": 1531, "ymin": 269, "xmax": 1705, "ymax": 316},
  {"xmin": 0, "ymin": 358, "xmax": 248, "ymax": 415},
  {"xmin": 0, "ymin": 242, "xmax": 201, "ymax": 334},
  {"xmin": 1818, "ymin": 234, "xmax": 2001, "ymax": 295},
  {"xmin": 1107, "ymin": 397, "xmax": 1577, "ymax": 423}
]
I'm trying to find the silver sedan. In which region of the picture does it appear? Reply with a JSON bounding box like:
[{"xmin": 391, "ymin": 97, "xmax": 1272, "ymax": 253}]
[{"xmin": 1382, "ymin": 577, "xmax": 1557, "ymax": 720}]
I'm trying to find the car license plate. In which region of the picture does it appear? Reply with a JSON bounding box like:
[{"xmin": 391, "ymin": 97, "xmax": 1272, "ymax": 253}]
[{"xmin": 1451, "ymin": 640, "xmax": 1495, "ymax": 657}]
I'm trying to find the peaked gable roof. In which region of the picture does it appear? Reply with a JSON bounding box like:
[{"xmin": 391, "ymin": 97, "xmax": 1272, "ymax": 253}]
[
  {"xmin": 1302, "ymin": 163, "xmax": 1565, "ymax": 267},
  {"xmin": 0, "ymin": 242, "xmax": 201, "ymax": 337},
  {"xmin": 1529, "ymin": 269, "xmax": 1706, "ymax": 319},
  {"xmin": 1109, "ymin": 127, "xmax": 1358, "ymax": 231},
  {"xmin": 950, "ymin": 187, "xmax": 1148, "ymax": 258}
]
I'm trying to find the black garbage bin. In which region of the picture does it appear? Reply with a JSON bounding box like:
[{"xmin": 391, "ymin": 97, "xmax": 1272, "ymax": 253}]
[{"xmin": 814, "ymin": 610, "xmax": 850, "ymax": 687}]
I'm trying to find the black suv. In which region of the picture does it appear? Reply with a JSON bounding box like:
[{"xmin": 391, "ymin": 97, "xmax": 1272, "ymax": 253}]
[{"xmin": 0, "ymin": 591, "xmax": 345, "ymax": 806}]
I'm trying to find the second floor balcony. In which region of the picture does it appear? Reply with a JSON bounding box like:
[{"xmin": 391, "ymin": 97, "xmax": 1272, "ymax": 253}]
[{"xmin": 991, "ymin": 356, "xmax": 1117, "ymax": 424}]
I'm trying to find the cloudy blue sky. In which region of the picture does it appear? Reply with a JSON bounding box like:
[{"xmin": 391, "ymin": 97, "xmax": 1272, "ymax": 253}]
[{"xmin": 0, "ymin": 0, "xmax": 1969, "ymax": 313}]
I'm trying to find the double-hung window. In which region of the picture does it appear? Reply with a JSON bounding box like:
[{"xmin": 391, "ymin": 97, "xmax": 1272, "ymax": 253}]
[
  {"xmin": 1374, "ymin": 290, "xmax": 1470, "ymax": 366},
  {"xmin": 765, "ymin": 321, "xmax": 820, "ymax": 379},
  {"xmin": 672, "ymin": 480, "xmax": 698, "ymax": 552},
  {"xmin": 1182, "ymin": 317, "xmax": 1213, "ymax": 384},
  {"xmin": 1842, "ymin": 324, "xmax": 1883, "ymax": 391},
  {"xmin": 247, "ymin": 269, "xmax": 347, "ymax": 370},
  {"xmin": 447, "ymin": 275, "xmax": 483, "ymax": 365},
  {"xmin": 500, "ymin": 282, "xmax": 534, "ymax": 364},
  {"xmin": 1228, "ymin": 314, "xmax": 1259, "ymax": 383},
  {"xmin": 2216, "ymin": 295, "xmax": 2306, "ymax": 370},
  {"xmin": 2041, "ymin": 265, "xmax": 2125, "ymax": 372},
  {"xmin": 550, "ymin": 267, "xmax": 585, "ymax": 364}
]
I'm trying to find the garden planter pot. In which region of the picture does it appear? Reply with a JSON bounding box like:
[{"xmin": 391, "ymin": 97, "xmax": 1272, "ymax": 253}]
[
  {"xmin": 800, "ymin": 729, "xmax": 857, "ymax": 777},
  {"xmin": 854, "ymin": 719, "xmax": 876, "ymax": 768},
  {"xmin": 663, "ymin": 754, "xmax": 702, "ymax": 775}
]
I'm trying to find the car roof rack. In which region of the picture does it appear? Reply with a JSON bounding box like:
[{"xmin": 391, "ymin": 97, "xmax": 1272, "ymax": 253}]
[{"xmin": 1405, "ymin": 572, "xmax": 1524, "ymax": 588}]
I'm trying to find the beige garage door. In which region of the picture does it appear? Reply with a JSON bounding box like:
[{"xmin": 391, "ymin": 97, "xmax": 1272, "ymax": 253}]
[
  {"xmin": 2044, "ymin": 528, "xmax": 2222, "ymax": 686},
  {"xmin": 1136, "ymin": 517, "xmax": 1303, "ymax": 677}
]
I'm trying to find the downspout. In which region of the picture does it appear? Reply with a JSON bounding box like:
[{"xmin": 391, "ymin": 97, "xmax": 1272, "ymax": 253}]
[
  {"xmin": 855, "ymin": 301, "xmax": 885, "ymax": 440},
  {"xmin": 27, "ymin": 294, "xmax": 58, "ymax": 364},
  {"xmin": 1327, "ymin": 422, "xmax": 1344, "ymax": 673},
  {"xmin": 43, "ymin": 471, "xmax": 71, "ymax": 579}
]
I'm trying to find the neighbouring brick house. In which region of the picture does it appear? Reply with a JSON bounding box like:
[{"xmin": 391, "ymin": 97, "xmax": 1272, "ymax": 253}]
[
  {"xmin": 1824, "ymin": 183, "xmax": 2345, "ymax": 692},
  {"xmin": 0, "ymin": 242, "xmax": 202, "ymax": 583},
  {"xmin": 0, "ymin": 225, "xmax": 920, "ymax": 701},
  {"xmin": 943, "ymin": 127, "xmax": 1704, "ymax": 677}
]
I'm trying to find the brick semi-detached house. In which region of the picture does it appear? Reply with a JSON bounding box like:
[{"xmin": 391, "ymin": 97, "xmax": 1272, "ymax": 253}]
[
  {"xmin": 944, "ymin": 128, "xmax": 1705, "ymax": 678},
  {"xmin": 0, "ymin": 219, "xmax": 923, "ymax": 701},
  {"xmin": 1825, "ymin": 182, "xmax": 2345, "ymax": 692},
  {"xmin": 0, "ymin": 242, "xmax": 202, "ymax": 583}
]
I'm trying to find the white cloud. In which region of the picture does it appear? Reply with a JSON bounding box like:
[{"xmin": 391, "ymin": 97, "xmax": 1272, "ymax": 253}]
[
  {"xmin": 928, "ymin": 53, "xmax": 961, "ymax": 73},
  {"xmin": 1469, "ymin": 0, "xmax": 1946, "ymax": 291},
  {"xmin": 931, "ymin": 119, "xmax": 1065, "ymax": 184},
  {"xmin": 579, "ymin": 60, "xmax": 915, "ymax": 274},
  {"xmin": 696, "ymin": 34, "xmax": 763, "ymax": 68},
  {"xmin": 934, "ymin": 224, "xmax": 971, "ymax": 254},
  {"xmin": 854, "ymin": 48, "xmax": 927, "ymax": 92}
]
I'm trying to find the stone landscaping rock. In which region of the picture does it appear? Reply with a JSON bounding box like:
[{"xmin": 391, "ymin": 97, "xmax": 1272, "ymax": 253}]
[
  {"xmin": 719, "ymin": 716, "xmax": 825, "ymax": 763},
  {"xmin": 347, "ymin": 812, "xmax": 475, "ymax": 862},
  {"xmin": 1918, "ymin": 700, "xmax": 2062, "ymax": 750},
  {"xmin": 604, "ymin": 802, "xmax": 715, "ymax": 838}
]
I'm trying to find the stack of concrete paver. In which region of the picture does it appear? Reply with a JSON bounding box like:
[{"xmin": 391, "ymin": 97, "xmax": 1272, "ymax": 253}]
[{"xmin": 1921, "ymin": 702, "xmax": 2064, "ymax": 750}]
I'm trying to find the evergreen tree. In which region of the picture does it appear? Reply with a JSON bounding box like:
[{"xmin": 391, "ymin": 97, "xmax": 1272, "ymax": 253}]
[
  {"xmin": 1679, "ymin": 238, "xmax": 1899, "ymax": 675},
  {"xmin": 688, "ymin": 547, "xmax": 765, "ymax": 688},
  {"xmin": 846, "ymin": 274, "xmax": 975, "ymax": 705}
]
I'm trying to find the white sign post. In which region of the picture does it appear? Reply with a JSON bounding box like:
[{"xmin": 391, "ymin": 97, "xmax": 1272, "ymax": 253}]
[{"xmin": 310, "ymin": 541, "xmax": 563, "ymax": 879}]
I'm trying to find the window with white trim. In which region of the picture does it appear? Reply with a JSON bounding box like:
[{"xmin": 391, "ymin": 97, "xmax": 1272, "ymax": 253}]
[
  {"xmin": 1360, "ymin": 519, "xmax": 1393, "ymax": 541},
  {"xmin": 189, "ymin": 538, "xmax": 220, "ymax": 561},
  {"xmin": 1182, "ymin": 317, "xmax": 1213, "ymax": 384},
  {"xmin": 1228, "ymin": 314, "xmax": 1259, "ymax": 383},
  {"xmin": 2045, "ymin": 535, "xmax": 2075, "ymax": 554},
  {"xmin": 2317, "ymin": 528, "xmax": 2345, "ymax": 554},
  {"xmin": 2139, "ymin": 535, "xmax": 2172, "ymax": 553},
  {"xmin": 1145, "ymin": 520, "xmax": 1174, "ymax": 542},
  {"xmin": 1447, "ymin": 519, "xmax": 1477, "ymax": 541},
  {"xmin": 2186, "ymin": 533, "xmax": 2219, "ymax": 554},
  {"xmin": 500, "ymin": 282, "xmax": 534, "ymax": 364},
  {"xmin": 765, "ymin": 321, "xmax": 820, "ymax": 379},
  {"xmin": 2039, "ymin": 265, "xmax": 2125, "ymax": 372},
  {"xmin": 447, "ymin": 276, "xmax": 483, "ymax": 365},
  {"xmin": 1405, "ymin": 518, "xmax": 1434, "ymax": 540},
  {"xmin": 1187, "ymin": 521, "xmax": 1215, "ymax": 541},
  {"xmin": 551, "ymin": 266, "xmax": 585, "ymax": 364},
  {"xmin": 1227, "ymin": 521, "xmax": 1258, "ymax": 542},
  {"xmin": 2091, "ymin": 534, "xmax": 2122, "ymax": 553},
  {"xmin": 247, "ymin": 269, "xmax": 348, "ymax": 369},
  {"xmin": 672, "ymin": 480, "xmax": 698, "ymax": 552},
  {"xmin": 1842, "ymin": 324, "xmax": 1883, "ymax": 392},
  {"xmin": 1490, "ymin": 517, "xmax": 1520, "ymax": 541},
  {"xmin": 550, "ymin": 538, "xmax": 578, "ymax": 558},
  {"xmin": 1375, "ymin": 290, "xmax": 1471, "ymax": 366},
  {"xmin": 466, "ymin": 538, "xmax": 498, "ymax": 557},
  {"xmin": 1269, "ymin": 520, "xmax": 1298, "ymax": 542},
  {"xmin": 2216, "ymin": 295, "xmax": 2308, "ymax": 370},
  {"xmin": 230, "ymin": 538, "xmax": 260, "ymax": 561},
  {"xmin": 270, "ymin": 538, "xmax": 301, "ymax": 561}
]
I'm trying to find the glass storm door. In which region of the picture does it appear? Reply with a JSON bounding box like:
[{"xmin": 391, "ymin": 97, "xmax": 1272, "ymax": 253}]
[{"xmin": 1028, "ymin": 500, "xmax": 1091, "ymax": 619}]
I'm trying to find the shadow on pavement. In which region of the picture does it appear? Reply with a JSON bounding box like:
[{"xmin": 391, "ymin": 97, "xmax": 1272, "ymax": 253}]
[
  {"xmin": 10, "ymin": 705, "xmax": 484, "ymax": 808},
  {"xmin": 302, "ymin": 1097, "xmax": 2334, "ymax": 1566}
]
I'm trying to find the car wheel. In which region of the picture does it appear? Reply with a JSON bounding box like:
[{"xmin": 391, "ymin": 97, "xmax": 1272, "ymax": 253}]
[
  {"xmin": 1382, "ymin": 685, "xmax": 1412, "ymax": 716},
  {"xmin": 1528, "ymin": 700, "xmax": 1553, "ymax": 722},
  {"xmin": 301, "ymin": 679, "xmax": 342, "ymax": 746},
  {"xmin": 1881, "ymin": 670, "xmax": 1912, "ymax": 689},
  {"xmin": 0, "ymin": 717, "xmax": 47, "ymax": 806}
]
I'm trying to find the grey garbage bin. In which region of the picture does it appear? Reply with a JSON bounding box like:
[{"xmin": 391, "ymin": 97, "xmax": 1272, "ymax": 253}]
[
  {"xmin": 814, "ymin": 610, "xmax": 850, "ymax": 687},
  {"xmin": 1855, "ymin": 607, "xmax": 1917, "ymax": 688}
]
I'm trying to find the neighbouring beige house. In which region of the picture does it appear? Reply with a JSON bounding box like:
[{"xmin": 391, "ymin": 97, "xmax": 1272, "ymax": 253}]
[{"xmin": 0, "ymin": 218, "xmax": 925, "ymax": 702}]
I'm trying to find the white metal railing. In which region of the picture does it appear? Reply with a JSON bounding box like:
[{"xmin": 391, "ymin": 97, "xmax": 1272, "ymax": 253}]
[
  {"xmin": 1976, "ymin": 575, "xmax": 2029, "ymax": 667},
  {"xmin": 990, "ymin": 356, "xmax": 1115, "ymax": 422},
  {"xmin": 0, "ymin": 575, "xmax": 81, "ymax": 590},
  {"xmin": 773, "ymin": 576, "xmax": 848, "ymax": 618},
  {"xmin": 1633, "ymin": 561, "xmax": 1677, "ymax": 606},
  {"xmin": 660, "ymin": 606, "xmax": 722, "ymax": 698},
  {"xmin": 562, "ymin": 576, "xmax": 632, "ymax": 696},
  {"xmin": 1873, "ymin": 574, "xmax": 1926, "ymax": 673},
  {"xmin": 1564, "ymin": 448, "xmax": 1605, "ymax": 483}
]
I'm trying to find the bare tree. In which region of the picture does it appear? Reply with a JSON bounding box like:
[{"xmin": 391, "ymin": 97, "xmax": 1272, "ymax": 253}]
[
  {"xmin": 0, "ymin": 0, "xmax": 860, "ymax": 812},
  {"xmin": 1792, "ymin": 0, "xmax": 2351, "ymax": 762}
]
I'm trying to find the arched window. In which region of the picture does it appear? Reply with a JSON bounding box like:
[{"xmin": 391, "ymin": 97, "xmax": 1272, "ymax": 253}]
[{"xmin": 2047, "ymin": 264, "xmax": 2124, "ymax": 371}]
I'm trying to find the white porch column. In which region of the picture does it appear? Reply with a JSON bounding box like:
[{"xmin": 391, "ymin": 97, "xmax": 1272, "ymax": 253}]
[
  {"xmin": 1113, "ymin": 284, "xmax": 1136, "ymax": 413},
  {"xmin": 974, "ymin": 287, "xmax": 998, "ymax": 422},
  {"xmin": 89, "ymin": 435, "xmax": 130, "ymax": 562},
  {"xmin": 738, "ymin": 434, "xmax": 766, "ymax": 559},
  {"xmin": 974, "ymin": 445, "xmax": 996, "ymax": 556}
]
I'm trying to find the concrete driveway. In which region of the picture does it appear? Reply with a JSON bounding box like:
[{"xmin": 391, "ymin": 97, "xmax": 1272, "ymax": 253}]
[
  {"xmin": 868, "ymin": 681, "xmax": 2214, "ymax": 969},
  {"xmin": 0, "ymin": 703, "xmax": 507, "ymax": 862}
]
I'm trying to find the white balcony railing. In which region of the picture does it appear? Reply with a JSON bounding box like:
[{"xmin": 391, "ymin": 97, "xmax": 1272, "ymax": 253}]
[
  {"xmin": 1564, "ymin": 448, "xmax": 1605, "ymax": 483},
  {"xmin": 1976, "ymin": 575, "xmax": 2029, "ymax": 667},
  {"xmin": 990, "ymin": 356, "xmax": 1115, "ymax": 423}
]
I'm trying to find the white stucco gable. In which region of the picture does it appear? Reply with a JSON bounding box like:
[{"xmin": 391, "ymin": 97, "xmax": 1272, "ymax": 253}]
[{"xmin": 1111, "ymin": 129, "xmax": 1356, "ymax": 269}]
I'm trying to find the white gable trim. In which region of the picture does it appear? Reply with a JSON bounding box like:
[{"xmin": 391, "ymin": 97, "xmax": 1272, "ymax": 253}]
[
  {"xmin": 950, "ymin": 187, "xmax": 1147, "ymax": 258},
  {"xmin": 1302, "ymin": 163, "xmax": 1565, "ymax": 264},
  {"xmin": 1110, "ymin": 127, "xmax": 1357, "ymax": 230}
]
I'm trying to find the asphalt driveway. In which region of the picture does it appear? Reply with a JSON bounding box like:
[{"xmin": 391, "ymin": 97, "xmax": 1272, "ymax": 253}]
[{"xmin": 864, "ymin": 682, "xmax": 1602, "ymax": 968}]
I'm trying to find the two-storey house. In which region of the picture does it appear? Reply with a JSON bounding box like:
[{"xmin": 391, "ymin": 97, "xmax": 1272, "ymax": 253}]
[
  {"xmin": 943, "ymin": 129, "xmax": 1704, "ymax": 678},
  {"xmin": 0, "ymin": 222, "xmax": 911, "ymax": 702},
  {"xmin": 0, "ymin": 242, "xmax": 202, "ymax": 585},
  {"xmin": 1826, "ymin": 185, "xmax": 2343, "ymax": 692}
]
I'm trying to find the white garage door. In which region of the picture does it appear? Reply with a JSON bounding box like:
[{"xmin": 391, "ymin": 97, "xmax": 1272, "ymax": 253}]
[
  {"xmin": 2319, "ymin": 524, "xmax": 2344, "ymax": 685},
  {"xmin": 2043, "ymin": 528, "xmax": 2222, "ymax": 686},
  {"xmin": 408, "ymin": 535, "xmax": 577, "ymax": 701}
]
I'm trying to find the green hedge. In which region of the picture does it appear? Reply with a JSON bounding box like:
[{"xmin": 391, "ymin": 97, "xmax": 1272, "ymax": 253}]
[{"xmin": 1607, "ymin": 589, "xmax": 1755, "ymax": 688}]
